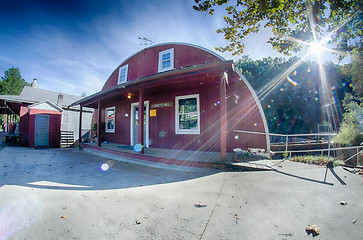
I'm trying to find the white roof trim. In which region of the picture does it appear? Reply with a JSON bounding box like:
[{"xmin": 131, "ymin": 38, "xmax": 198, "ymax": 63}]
[{"xmin": 28, "ymin": 100, "xmax": 63, "ymax": 112}]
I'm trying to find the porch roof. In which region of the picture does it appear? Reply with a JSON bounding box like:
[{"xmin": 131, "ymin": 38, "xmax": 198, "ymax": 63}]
[{"xmin": 70, "ymin": 60, "xmax": 234, "ymax": 109}]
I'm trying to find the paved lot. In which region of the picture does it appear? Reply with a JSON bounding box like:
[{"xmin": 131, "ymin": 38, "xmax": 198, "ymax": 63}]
[{"xmin": 0, "ymin": 147, "xmax": 362, "ymax": 239}]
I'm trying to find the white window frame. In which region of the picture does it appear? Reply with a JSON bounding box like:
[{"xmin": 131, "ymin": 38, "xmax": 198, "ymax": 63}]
[
  {"xmin": 175, "ymin": 94, "xmax": 200, "ymax": 135},
  {"xmin": 118, "ymin": 64, "xmax": 128, "ymax": 84},
  {"xmin": 158, "ymin": 48, "xmax": 174, "ymax": 73},
  {"xmin": 105, "ymin": 107, "xmax": 115, "ymax": 133}
]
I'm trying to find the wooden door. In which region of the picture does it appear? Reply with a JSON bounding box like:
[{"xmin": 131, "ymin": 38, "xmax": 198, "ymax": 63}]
[{"xmin": 35, "ymin": 115, "xmax": 49, "ymax": 147}]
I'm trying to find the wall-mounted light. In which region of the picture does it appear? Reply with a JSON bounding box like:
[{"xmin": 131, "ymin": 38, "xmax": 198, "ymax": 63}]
[{"xmin": 127, "ymin": 93, "xmax": 132, "ymax": 99}]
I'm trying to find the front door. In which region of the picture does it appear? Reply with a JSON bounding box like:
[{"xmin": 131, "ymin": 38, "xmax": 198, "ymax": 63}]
[
  {"xmin": 131, "ymin": 101, "xmax": 149, "ymax": 147},
  {"xmin": 35, "ymin": 114, "xmax": 49, "ymax": 147}
]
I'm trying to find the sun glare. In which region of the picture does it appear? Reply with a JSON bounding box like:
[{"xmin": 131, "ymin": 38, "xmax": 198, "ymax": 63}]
[
  {"xmin": 257, "ymin": 1, "xmax": 358, "ymax": 132},
  {"xmin": 309, "ymin": 41, "xmax": 323, "ymax": 54}
]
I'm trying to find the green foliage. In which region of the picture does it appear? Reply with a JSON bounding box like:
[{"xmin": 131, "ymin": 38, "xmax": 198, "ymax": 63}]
[
  {"xmin": 334, "ymin": 120, "xmax": 363, "ymax": 146},
  {"xmin": 334, "ymin": 61, "xmax": 363, "ymax": 146},
  {"xmin": 290, "ymin": 155, "xmax": 342, "ymax": 167},
  {"xmin": 339, "ymin": 62, "xmax": 363, "ymax": 102},
  {"xmin": 235, "ymin": 56, "xmax": 348, "ymax": 134},
  {"xmin": 92, "ymin": 122, "xmax": 105, "ymax": 132},
  {"xmin": 193, "ymin": 0, "xmax": 363, "ymax": 58},
  {"xmin": 0, "ymin": 67, "xmax": 29, "ymax": 95}
]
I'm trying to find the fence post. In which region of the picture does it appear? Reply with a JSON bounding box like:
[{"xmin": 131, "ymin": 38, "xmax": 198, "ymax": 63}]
[
  {"xmin": 356, "ymin": 148, "xmax": 360, "ymax": 166},
  {"xmin": 327, "ymin": 135, "xmax": 331, "ymax": 162},
  {"xmin": 285, "ymin": 135, "xmax": 289, "ymax": 157}
]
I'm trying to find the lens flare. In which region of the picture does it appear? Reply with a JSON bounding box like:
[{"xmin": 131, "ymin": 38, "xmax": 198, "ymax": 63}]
[
  {"xmin": 133, "ymin": 144, "xmax": 143, "ymax": 153},
  {"xmin": 159, "ymin": 131, "xmax": 166, "ymax": 137},
  {"xmin": 0, "ymin": 196, "xmax": 42, "ymax": 239},
  {"xmin": 287, "ymin": 75, "xmax": 298, "ymax": 86},
  {"xmin": 100, "ymin": 163, "xmax": 109, "ymax": 171}
]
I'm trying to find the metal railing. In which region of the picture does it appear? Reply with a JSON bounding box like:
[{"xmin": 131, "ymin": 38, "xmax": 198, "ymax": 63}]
[
  {"xmin": 80, "ymin": 129, "xmax": 91, "ymax": 142},
  {"xmin": 233, "ymin": 129, "xmax": 362, "ymax": 166}
]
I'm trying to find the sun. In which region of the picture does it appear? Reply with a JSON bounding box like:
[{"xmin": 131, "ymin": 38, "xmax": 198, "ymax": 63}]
[{"xmin": 309, "ymin": 41, "xmax": 323, "ymax": 55}]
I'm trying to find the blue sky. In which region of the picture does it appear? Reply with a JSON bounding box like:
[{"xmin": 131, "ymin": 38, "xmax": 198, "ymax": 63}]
[{"xmin": 0, "ymin": 0, "xmax": 339, "ymax": 96}]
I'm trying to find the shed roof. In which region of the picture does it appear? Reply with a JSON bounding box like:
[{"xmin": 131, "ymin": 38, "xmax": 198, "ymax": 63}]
[
  {"xmin": 18, "ymin": 86, "xmax": 81, "ymax": 107},
  {"xmin": 0, "ymin": 86, "xmax": 83, "ymax": 114},
  {"xmin": 0, "ymin": 86, "xmax": 80, "ymax": 107},
  {"xmin": 28, "ymin": 100, "xmax": 63, "ymax": 112}
]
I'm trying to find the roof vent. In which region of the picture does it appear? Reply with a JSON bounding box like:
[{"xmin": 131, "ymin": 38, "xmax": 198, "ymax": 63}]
[
  {"xmin": 31, "ymin": 78, "xmax": 38, "ymax": 88},
  {"xmin": 57, "ymin": 93, "xmax": 64, "ymax": 107}
]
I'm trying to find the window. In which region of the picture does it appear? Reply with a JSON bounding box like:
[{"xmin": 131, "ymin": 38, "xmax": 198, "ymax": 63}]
[
  {"xmin": 105, "ymin": 107, "xmax": 115, "ymax": 133},
  {"xmin": 118, "ymin": 64, "xmax": 128, "ymax": 84},
  {"xmin": 175, "ymin": 94, "xmax": 200, "ymax": 134},
  {"xmin": 158, "ymin": 48, "xmax": 174, "ymax": 73}
]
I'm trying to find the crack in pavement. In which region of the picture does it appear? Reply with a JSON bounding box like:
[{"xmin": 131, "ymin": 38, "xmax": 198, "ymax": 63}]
[{"xmin": 199, "ymin": 178, "xmax": 226, "ymax": 240}]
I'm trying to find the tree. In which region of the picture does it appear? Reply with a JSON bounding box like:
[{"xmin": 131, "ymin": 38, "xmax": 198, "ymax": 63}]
[
  {"xmin": 193, "ymin": 0, "xmax": 363, "ymax": 59},
  {"xmin": 334, "ymin": 62, "xmax": 363, "ymax": 146},
  {"xmin": 0, "ymin": 67, "xmax": 29, "ymax": 95},
  {"xmin": 236, "ymin": 56, "xmax": 349, "ymax": 134}
]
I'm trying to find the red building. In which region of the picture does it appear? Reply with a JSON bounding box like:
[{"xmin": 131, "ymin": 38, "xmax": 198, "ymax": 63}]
[
  {"xmin": 72, "ymin": 43, "xmax": 270, "ymax": 160},
  {"xmin": 21, "ymin": 101, "xmax": 62, "ymax": 148},
  {"xmin": 0, "ymin": 83, "xmax": 93, "ymax": 148}
]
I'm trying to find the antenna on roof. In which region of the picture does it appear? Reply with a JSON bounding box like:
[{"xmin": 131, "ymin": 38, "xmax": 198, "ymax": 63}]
[{"xmin": 138, "ymin": 37, "xmax": 153, "ymax": 47}]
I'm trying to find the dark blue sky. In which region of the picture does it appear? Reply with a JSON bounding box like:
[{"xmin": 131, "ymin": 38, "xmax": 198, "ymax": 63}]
[{"xmin": 0, "ymin": 0, "xmax": 336, "ymax": 96}]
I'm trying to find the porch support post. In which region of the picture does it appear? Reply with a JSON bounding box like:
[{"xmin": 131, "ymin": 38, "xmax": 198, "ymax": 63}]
[
  {"xmin": 4, "ymin": 104, "xmax": 7, "ymax": 132},
  {"xmin": 79, "ymin": 106, "xmax": 83, "ymax": 148},
  {"xmin": 138, "ymin": 89, "xmax": 144, "ymax": 154},
  {"xmin": 7, "ymin": 114, "xmax": 10, "ymax": 132},
  {"xmin": 220, "ymin": 72, "xmax": 228, "ymax": 161},
  {"xmin": 97, "ymin": 100, "xmax": 101, "ymax": 147}
]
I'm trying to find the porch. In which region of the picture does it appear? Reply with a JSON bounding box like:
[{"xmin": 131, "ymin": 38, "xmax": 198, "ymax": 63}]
[{"xmin": 80, "ymin": 142, "xmax": 273, "ymax": 171}]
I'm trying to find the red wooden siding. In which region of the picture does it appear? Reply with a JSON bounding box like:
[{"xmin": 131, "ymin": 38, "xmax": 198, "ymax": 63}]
[
  {"xmin": 102, "ymin": 44, "xmax": 224, "ymax": 90},
  {"xmin": 99, "ymin": 76, "xmax": 267, "ymax": 152},
  {"xmin": 27, "ymin": 109, "xmax": 62, "ymax": 148},
  {"xmin": 19, "ymin": 105, "xmax": 29, "ymax": 145},
  {"xmin": 226, "ymin": 77, "xmax": 267, "ymax": 151},
  {"xmin": 100, "ymin": 83, "xmax": 222, "ymax": 151},
  {"xmin": 89, "ymin": 43, "xmax": 268, "ymax": 153}
]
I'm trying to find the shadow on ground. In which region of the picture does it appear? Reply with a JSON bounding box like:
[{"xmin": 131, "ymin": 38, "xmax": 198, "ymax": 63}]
[{"xmin": 0, "ymin": 147, "xmax": 220, "ymax": 191}]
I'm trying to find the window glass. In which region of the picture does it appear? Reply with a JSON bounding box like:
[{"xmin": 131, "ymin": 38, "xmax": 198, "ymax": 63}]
[
  {"xmin": 175, "ymin": 95, "xmax": 200, "ymax": 134},
  {"xmin": 118, "ymin": 65, "xmax": 128, "ymax": 84},
  {"xmin": 158, "ymin": 48, "xmax": 174, "ymax": 72},
  {"xmin": 105, "ymin": 107, "xmax": 115, "ymax": 133}
]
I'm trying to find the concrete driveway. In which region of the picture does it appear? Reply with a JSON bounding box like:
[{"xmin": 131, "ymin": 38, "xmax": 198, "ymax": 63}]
[{"xmin": 0, "ymin": 147, "xmax": 362, "ymax": 239}]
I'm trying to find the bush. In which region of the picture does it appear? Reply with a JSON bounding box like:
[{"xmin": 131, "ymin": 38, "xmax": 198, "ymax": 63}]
[
  {"xmin": 290, "ymin": 155, "xmax": 342, "ymax": 167},
  {"xmin": 334, "ymin": 93, "xmax": 363, "ymax": 146},
  {"xmin": 334, "ymin": 121, "xmax": 363, "ymax": 146}
]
